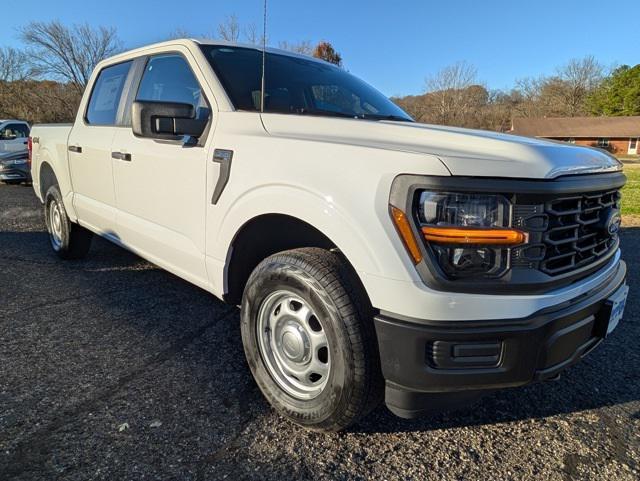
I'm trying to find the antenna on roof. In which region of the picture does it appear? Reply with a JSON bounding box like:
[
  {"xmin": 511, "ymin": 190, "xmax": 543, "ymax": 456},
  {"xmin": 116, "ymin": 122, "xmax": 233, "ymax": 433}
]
[{"xmin": 260, "ymin": 0, "xmax": 267, "ymax": 113}]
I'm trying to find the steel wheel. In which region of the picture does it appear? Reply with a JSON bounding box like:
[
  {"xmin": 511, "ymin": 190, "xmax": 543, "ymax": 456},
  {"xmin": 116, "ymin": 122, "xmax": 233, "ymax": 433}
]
[
  {"xmin": 256, "ymin": 290, "xmax": 331, "ymax": 400},
  {"xmin": 48, "ymin": 199, "xmax": 63, "ymax": 251}
]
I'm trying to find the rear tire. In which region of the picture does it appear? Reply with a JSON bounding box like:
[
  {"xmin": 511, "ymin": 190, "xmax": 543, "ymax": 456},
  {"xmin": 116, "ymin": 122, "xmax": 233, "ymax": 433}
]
[
  {"xmin": 44, "ymin": 184, "xmax": 93, "ymax": 259},
  {"xmin": 241, "ymin": 247, "xmax": 382, "ymax": 431}
]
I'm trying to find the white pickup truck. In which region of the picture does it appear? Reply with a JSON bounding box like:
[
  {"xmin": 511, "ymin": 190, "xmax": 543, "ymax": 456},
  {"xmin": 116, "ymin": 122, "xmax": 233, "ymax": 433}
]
[{"xmin": 30, "ymin": 39, "xmax": 628, "ymax": 431}]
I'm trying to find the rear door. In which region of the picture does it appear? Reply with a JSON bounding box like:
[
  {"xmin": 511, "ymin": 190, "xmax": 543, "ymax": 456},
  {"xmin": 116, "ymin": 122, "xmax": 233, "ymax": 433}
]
[
  {"xmin": 69, "ymin": 60, "xmax": 133, "ymax": 234},
  {"xmin": 111, "ymin": 52, "xmax": 212, "ymax": 288},
  {"xmin": 0, "ymin": 122, "xmax": 29, "ymax": 153}
]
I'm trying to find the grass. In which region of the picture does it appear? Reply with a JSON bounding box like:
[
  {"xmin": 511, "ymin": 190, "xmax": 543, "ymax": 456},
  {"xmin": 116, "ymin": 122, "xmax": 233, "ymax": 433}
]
[
  {"xmin": 622, "ymin": 163, "xmax": 640, "ymax": 225},
  {"xmin": 616, "ymin": 155, "xmax": 640, "ymax": 163},
  {"xmin": 622, "ymin": 164, "xmax": 640, "ymax": 214}
]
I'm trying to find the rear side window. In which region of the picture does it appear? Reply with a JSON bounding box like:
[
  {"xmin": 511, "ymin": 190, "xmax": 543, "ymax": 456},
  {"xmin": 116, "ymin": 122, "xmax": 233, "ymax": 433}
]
[
  {"xmin": 0, "ymin": 123, "xmax": 29, "ymax": 139},
  {"xmin": 86, "ymin": 61, "xmax": 133, "ymax": 125},
  {"xmin": 136, "ymin": 54, "xmax": 206, "ymax": 112}
]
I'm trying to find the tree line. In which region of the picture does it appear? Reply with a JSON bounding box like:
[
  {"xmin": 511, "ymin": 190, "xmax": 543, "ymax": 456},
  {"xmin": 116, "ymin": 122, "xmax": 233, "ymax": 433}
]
[
  {"xmin": 0, "ymin": 19, "xmax": 342, "ymax": 124},
  {"xmin": 1, "ymin": 19, "xmax": 638, "ymax": 129},
  {"xmin": 393, "ymin": 58, "xmax": 640, "ymax": 131}
]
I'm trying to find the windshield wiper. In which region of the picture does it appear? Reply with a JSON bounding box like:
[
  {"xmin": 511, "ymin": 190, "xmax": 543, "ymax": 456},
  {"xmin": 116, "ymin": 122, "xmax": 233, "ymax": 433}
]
[
  {"xmin": 359, "ymin": 113, "xmax": 413, "ymax": 122},
  {"xmin": 295, "ymin": 108, "xmax": 360, "ymax": 119},
  {"xmin": 295, "ymin": 108, "xmax": 412, "ymax": 122}
]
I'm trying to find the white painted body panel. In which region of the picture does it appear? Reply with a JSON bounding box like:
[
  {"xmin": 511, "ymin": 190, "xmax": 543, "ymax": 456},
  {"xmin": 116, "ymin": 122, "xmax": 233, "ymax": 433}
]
[
  {"xmin": 111, "ymin": 127, "xmax": 211, "ymax": 290},
  {"xmin": 30, "ymin": 39, "xmax": 624, "ymax": 323},
  {"xmin": 68, "ymin": 124, "xmax": 118, "ymax": 233},
  {"xmin": 30, "ymin": 124, "xmax": 76, "ymax": 217}
]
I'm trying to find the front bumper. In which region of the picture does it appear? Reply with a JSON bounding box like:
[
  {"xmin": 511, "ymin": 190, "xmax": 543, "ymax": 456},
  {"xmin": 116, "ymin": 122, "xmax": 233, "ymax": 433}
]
[{"xmin": 374, "ymin": 259, "xmax": 627, "ymax": 418}]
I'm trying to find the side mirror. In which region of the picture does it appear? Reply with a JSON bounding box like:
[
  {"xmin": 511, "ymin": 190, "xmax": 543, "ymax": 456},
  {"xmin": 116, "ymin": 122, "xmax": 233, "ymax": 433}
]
[{"xmin": 132, "ymin": 100, "xmax": 208, "ymax": 141}]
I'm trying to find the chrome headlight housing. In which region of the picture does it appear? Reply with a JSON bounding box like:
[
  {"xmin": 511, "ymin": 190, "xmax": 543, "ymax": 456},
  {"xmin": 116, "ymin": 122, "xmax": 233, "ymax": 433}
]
[{"xmin": 415, "ymin": 192, "xmax": 526, "ymax": 279}]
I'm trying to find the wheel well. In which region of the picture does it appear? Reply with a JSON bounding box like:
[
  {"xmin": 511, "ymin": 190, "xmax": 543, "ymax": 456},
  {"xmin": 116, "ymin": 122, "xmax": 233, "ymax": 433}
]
[
  {"xmin": 225, "ymin": 214, "xmax": 336, "ymax": 305},
  {"xmin": 39, "ymin": 162, "xmax": 57, "ymax": 199}
]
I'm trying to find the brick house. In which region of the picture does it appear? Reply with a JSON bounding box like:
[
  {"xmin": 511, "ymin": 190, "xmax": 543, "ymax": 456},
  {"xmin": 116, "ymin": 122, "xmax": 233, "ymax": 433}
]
[{"xmin": 510, "ymin": 116, "xmax": 640, "ymax": 155}]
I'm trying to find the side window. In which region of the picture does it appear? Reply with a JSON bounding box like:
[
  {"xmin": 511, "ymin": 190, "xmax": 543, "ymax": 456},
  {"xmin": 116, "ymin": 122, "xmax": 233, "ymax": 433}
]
[
  {"xmin": 136, "ymin": 54, "xmax": 207, "ymax": 113},
  {"xmin": 1, "ymin": 123, "xmax": 29, "ymax": 139},
  {"xmin": 86, "ymin": 61, "xmax": 133, "ymax": 125}
]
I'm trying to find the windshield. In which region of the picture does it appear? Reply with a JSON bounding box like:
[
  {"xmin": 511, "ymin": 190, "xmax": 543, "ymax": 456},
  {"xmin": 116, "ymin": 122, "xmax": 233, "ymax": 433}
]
[{"xmin": 200, "ymin": 45, "xmax": 413, "ymax": 122}]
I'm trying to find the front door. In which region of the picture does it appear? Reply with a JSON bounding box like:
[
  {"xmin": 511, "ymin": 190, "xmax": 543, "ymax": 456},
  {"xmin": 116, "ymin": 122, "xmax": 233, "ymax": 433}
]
[
  {"xmin": 69, "ymin": 60, "xmax": 133, "ymax": 234},
  {"xmin": 629, "ymin": 138, "xmax": 638, "ymax": 155},
  {"xmin": 112, "ymin": 53, "xmax": 212, "ymax": 288}
]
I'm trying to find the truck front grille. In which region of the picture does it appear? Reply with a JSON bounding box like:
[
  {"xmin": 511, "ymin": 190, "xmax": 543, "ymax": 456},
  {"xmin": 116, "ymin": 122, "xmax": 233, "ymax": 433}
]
[
  {"xmin": 541, "ymin": 190, "xmax": 620, "ymax": 275},
  {"xmin": 513, "ymin": 189, "xmax": 621, "ymax": 277}
]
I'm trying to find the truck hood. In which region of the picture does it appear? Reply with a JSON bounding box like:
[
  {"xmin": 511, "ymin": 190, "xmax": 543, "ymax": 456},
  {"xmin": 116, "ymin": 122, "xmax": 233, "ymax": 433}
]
[{"xmin": 261, "ymin": 114, "xmax": 622, "ymax": 179}]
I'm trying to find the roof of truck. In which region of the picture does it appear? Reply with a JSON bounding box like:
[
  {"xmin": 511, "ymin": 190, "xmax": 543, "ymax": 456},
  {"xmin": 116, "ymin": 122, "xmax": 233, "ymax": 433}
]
[
  {"xmin": 99, "ymin": 38, "xmax": 331, "ymax": 68},
  {"xmin": 193, "ymin": 38, "xmax": 320, "ymax": 59}
]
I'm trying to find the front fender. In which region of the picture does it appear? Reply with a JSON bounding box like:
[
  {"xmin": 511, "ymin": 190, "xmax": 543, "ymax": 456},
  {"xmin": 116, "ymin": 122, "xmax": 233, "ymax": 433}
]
[{"xmin": 207, "ymin": 181, "xmax": 424, "ymax": 302}]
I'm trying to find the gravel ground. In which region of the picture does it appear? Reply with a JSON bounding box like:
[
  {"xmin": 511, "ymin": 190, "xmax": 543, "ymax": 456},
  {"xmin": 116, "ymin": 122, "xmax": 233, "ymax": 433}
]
[{"xmin": 0, "ymin": 183, "xmax": 639, "ymax": 481}]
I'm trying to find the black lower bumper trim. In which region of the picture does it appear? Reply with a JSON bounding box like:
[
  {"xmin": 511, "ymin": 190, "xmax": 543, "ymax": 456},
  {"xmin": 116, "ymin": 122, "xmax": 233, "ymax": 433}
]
[
  {"xmin": 375, "ymin": 261, "xmax": 627, "ymax": 418},
  {"xmin": 0, "ymin": 168, "xmax": 30, "ymax": 182}
]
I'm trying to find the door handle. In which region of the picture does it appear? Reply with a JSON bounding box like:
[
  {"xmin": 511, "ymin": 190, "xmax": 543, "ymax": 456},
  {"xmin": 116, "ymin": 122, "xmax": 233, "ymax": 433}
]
[
  {"xmin": 111, "ymin": 152, "xmax": 132, "ymax": 161},
  {"xmin": 68, "ymin": 145, "xmax": 82, "ymax": 153}
]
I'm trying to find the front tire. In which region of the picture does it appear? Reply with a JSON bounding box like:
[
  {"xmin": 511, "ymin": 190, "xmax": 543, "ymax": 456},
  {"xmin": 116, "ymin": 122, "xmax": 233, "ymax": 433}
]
[
  {"xmin": 241, "ymin": 248, "xmax": 382, "ymax": 431},
  {"xmin": 44, "ymin": 185, "xmax": 93, "ymax": 259}
]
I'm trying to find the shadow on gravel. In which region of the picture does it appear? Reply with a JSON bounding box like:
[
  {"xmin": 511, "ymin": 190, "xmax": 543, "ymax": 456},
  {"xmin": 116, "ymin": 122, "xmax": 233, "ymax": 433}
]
[
  {"xmin": 2, "ymin": 226, "xmax": 639, "ymax": 442},
  {"xmin": 1, "ymin": 227, "xmax": 270, "ymax": 479}
]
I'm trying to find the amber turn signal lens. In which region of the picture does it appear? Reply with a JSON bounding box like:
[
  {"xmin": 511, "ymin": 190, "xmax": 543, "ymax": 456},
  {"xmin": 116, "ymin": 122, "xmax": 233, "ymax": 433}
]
[
  {"xmin": 390, "ymin": 206, "xmax": 423, "ymax": 264},
  {"xmin": 422, "ymin": 226, "xmax": 528, "ymax": 246}
]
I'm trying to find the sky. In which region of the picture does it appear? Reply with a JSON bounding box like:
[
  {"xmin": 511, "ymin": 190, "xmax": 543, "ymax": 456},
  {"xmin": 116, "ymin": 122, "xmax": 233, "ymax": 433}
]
[{"xmin": 1, "ymin": 0, "xmax": 638, "ymax": 97}]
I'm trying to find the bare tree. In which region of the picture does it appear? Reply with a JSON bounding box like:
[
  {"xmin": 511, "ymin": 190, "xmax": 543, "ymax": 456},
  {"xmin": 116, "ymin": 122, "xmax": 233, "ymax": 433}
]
[
  {"xmin": 424, "ymin": 61, "xmax": 481, "ymax": 126},
  {"xmin": 168, "ymin": 27, "xmax": 193, "ymax": 40},
  {"xmin": 20, "ymin": 21, "xmax": 121, "ymax": 93},
  {"xmin": 168, "ymin": 18, "xmax": 263, "ymax": 45},
  {"xmin": 511, "ymin": 76, "xmax": 548, "ymax": 118},
  {"xmin": 392, "ymin": 94, "xmax": 431, "ymax": 123},
  {"xmin": 553, "ymin": 56, "xmax": 604, "ymax": 116},
  {"xmin": 217, "ymin": 15, "xmax": 241, "ymax": 42},
  {"xmin": 561, "ymin": 56, "xmax": 603, "ymax": 89},
  {"xmin": 511, "ymin": 57, "xmax": 605, "ymax": 118},
  {"xmin": 278, "ymin": 40, "xmax": 313, "ymax": 55},
  {"xmin": 245, "ymin": 23, "xmax": 266, "ymax": 46},
  {"xmin": 0, "ymin": 47, "xmax": 30, "ymax": 82}
]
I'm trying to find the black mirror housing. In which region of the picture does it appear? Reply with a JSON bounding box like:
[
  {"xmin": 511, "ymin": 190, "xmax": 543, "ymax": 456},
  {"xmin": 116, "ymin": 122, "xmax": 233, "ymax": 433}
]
[{"xmin": 132, "ymin": 101, "xmax": 208, "ymax": 141}]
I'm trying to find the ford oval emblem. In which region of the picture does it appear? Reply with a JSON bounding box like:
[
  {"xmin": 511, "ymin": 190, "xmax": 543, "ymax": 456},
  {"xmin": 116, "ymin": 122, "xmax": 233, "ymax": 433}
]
[{"xmin": 606, "ymin": 210, "xmax": 622, "ymax": 235}]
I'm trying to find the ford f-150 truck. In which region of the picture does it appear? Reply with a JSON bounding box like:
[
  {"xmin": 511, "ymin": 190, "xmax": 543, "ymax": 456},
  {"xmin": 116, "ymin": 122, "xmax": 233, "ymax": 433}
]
[{"xmin": 29, "ymin": 39, "xmax": 628, "ymax": 431}]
